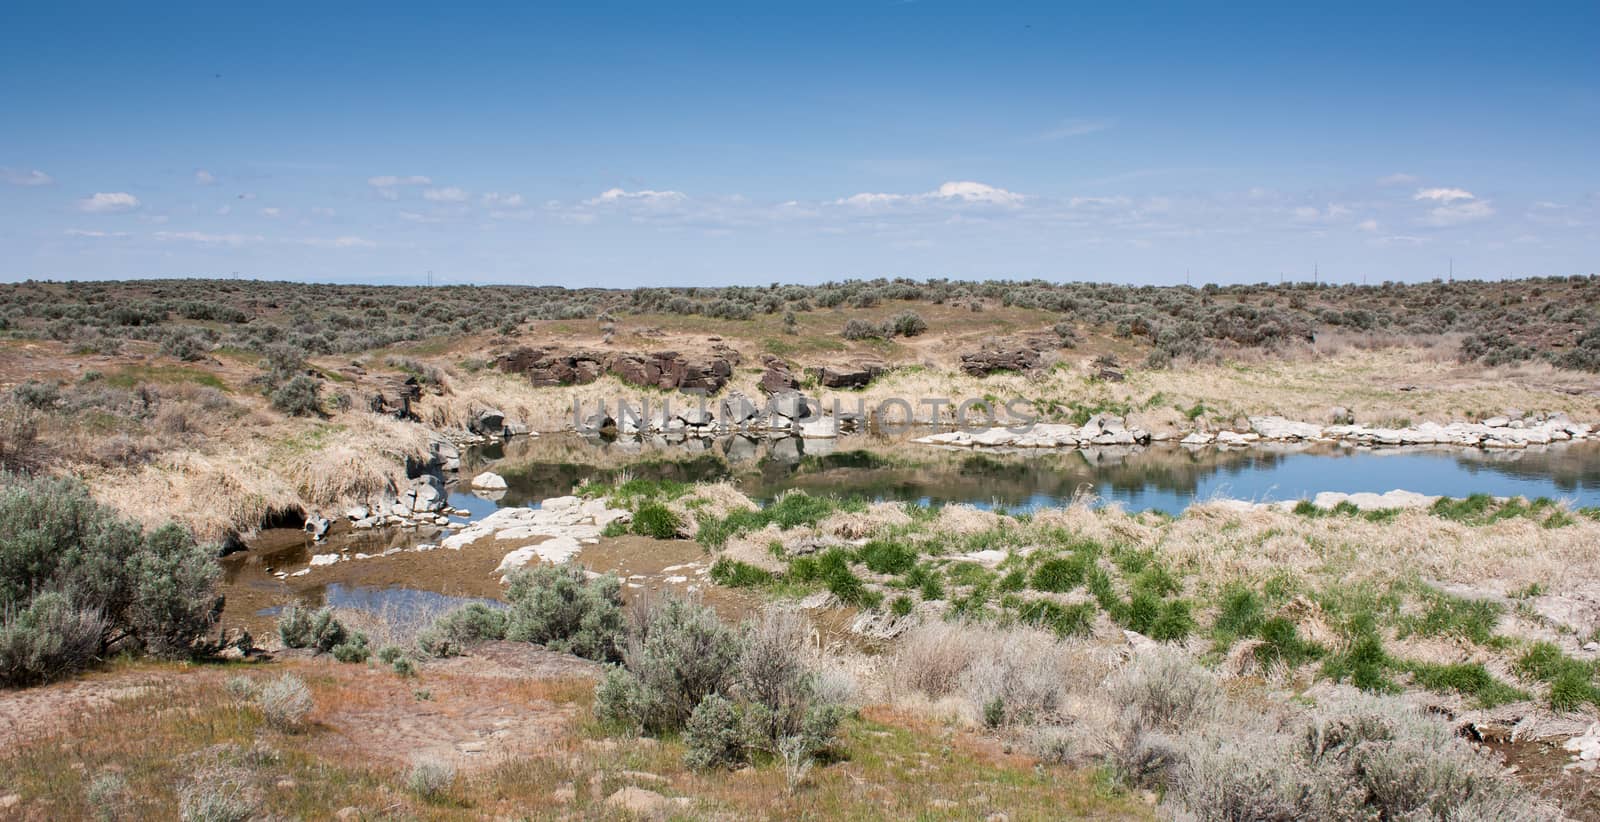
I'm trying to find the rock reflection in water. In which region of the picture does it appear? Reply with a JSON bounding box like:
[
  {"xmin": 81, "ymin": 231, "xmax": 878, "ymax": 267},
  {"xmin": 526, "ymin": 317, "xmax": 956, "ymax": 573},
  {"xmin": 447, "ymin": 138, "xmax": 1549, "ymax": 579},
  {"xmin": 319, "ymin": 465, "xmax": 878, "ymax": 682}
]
[{"xmin": 466, "ymin": 433, "xmax": 1600, "ymax": 514}]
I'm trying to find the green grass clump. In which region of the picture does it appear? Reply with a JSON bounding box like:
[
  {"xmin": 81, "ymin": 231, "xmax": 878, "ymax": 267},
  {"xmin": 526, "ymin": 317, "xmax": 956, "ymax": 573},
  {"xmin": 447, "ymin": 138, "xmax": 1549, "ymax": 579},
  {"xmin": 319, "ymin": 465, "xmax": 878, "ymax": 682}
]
[
  {"xmin": 857, "ymin": 540, "xmax": 918, "ymax": 575},
  {"xmin": 890, "ymin": 596, "xmax": 915, "ymax": 618},
  {"xmin": 697, "ymin": 491, "xmax": 858, "ymax": 548},
  {"xmin": 791, "ymin": 548, "xmax": 879, "ymax": 608},
  {"xmin": 1399, "ymin": 587, "xmax": 1501, "ymax": 645},
  {"xmin": 1400, "ymin": 661, "xmax": 1528, "ymax": 708},
  {"xmin": 709, "ymin": 559, "xmax": 773, "ymax": 588},
  {"xmin": 1213, "ymin": 586, "xmax": 1265, "ymax": 641},
  {"xmin": 1030, "ymin": 555, "xmax": 1090, "ymax": 593},
  {"xmin": 1321, "ymin": 614, "xmax": 1397, "ymax": 693},
  {"xmin": 1015, "ymin": 599, "xmax": 1097, "ymax": 638},
  {"xmin": 1146, "ymin": 599, "xmax": 1196, "ymax": 641},
  {"xmin": 1514, "ymin": 642, "xmax": 1600, "ymax": 711},
  {"xmin": 631, "ymin": 503, "xmax": 683, "ymax": 539}
]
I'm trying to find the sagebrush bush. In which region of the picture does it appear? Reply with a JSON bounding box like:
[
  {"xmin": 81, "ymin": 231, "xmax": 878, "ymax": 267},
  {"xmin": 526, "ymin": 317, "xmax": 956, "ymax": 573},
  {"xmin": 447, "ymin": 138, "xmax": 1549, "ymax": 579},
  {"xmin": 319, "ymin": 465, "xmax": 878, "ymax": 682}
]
[
  {"xmin": 331, "ymin": 631, "xmax": 370, "ymax": 663},
  {"xmin": 596, "ymin": 597, "xmax": 742, "ymax": 733},
  {"xmin": 416, "ymin": 602, "xmax": 508, "ymax": 657},
  {"xmin": 276, "ymin": 605, "xmax": 350, "ymax": 654},
  {"xmin": 683, "ymin": 693, "xmax": 747, "ymax": 769},
  {"xmin": 841, "ymin": 319, "xmax": 884, "ymax": 340},
  {"xmin": 177, "ymin": 774, "xmax": 257, "ymax": 822},
  {"xmin": 405, "ymin": 758, "xmax": 456, "ymax": 799},
  {"xmin": 269, "ymin": 375, "xmax": 322, "ymax": 417},
  {"xmin": 503, "ymin": 564, "xmax": 624, "ymax": 662},
  {"xmin": 0, "ymin": 474, "xmax": 220, "ymax": 683},
  {"xmin": 889, "ymin": 310, "xmax": 927, "ymax": 337},
  {"xmin": 255, "ymin": 673, "xmax": 314, "ymax": 732},
  {"xmin": 0, "ymin": 592, "xmax": 107, "ymax": 686}
]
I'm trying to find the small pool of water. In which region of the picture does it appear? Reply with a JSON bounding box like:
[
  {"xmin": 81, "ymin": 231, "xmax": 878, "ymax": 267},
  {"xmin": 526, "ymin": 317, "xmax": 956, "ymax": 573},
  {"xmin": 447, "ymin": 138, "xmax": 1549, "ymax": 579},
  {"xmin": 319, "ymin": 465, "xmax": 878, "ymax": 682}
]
[{"xmin": 466, "ymin": 434, "xmax": 1600, "ymax": 515}]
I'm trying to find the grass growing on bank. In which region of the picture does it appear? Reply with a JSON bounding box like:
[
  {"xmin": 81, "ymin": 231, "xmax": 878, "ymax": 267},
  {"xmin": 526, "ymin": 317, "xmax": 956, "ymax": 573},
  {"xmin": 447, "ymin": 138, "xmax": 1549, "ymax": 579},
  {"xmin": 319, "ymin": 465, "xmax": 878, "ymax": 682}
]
[{"xmin": 697, "ymin": 493, "xmax": 1600, "ymax": 712}]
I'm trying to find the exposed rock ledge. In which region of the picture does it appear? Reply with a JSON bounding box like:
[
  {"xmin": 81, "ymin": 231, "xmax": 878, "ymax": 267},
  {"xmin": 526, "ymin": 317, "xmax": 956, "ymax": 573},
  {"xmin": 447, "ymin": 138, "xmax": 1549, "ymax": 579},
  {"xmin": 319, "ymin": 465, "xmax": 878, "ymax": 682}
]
[
  {"xmin": 435, "ymin": 496, "xmax": 631, "ymax": 578},
  {"xmin": 916, "ymin": 412, "xmax": 1592, "ymax": 452},
  {"xmin": 914, "ymin": 413, "xmax": 1151, "ymax": 448}
]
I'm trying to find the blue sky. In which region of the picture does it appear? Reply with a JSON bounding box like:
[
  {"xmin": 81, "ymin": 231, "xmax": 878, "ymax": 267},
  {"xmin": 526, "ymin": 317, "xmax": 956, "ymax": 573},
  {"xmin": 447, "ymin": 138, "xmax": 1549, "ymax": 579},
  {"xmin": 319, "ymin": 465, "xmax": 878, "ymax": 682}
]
[{"xmin": 2, "ymin": 1, "xmax": 1596, "ymax": 286}]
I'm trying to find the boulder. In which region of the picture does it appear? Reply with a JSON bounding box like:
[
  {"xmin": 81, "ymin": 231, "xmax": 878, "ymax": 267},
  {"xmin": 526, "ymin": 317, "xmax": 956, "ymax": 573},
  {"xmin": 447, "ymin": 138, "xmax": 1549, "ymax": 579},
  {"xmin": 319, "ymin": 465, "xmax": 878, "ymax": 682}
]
[
  {"xmin": 402, "ymin": 475, "xmax": 447, "ymax": 514},
  {"xmin": 959, "ymin": 346, "xmax": 1043, "ymax": 376},
  {"xmin": 580, "ymin": 412, "xmax": 615, "ymax": 433},
  {"xmin": 677, "ymin": 407, "xmax": 714, "ymax": 427},
  {"xmin": 719, "ymin": 392, "xmax": 759, "ymax": 425},
  {"xmin": 809, "ymin": 363, "xmax": 886, "ymax": 389},
  {"xmin": 471, "ymin": 471, "xmax": 508, "ymax": 490},
  {"xmin": 303, "ymin": 515, "xmax": 332, "ymax": 541},
  {"xmin": 495, "ymin": 347, "xmax": 608, "ymax": 387},
  {"xmin": 469, "ymin": 408, "xmax": 506, "ymax": 437},
  {"xmin": 767, "ymin": 391, "xmax": 814, "ymax": 421},
  {"xmin": 758, "ymin": 355, "xmax": 800, "ymax": 394}
]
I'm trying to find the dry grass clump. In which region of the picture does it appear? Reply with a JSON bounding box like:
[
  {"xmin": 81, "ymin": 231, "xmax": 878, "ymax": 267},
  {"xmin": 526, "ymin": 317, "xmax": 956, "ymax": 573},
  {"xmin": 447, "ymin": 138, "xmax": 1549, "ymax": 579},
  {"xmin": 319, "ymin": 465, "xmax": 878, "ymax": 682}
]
[
  {"xmin": 888, "ymin": 622, "xmax": 1112, "ymax": 728},
  {"xmin": 932, "ymin": 504, "xmax": 1003, "ymax": 536},
  {"xmin": 667, "ymin": 480, "xmax": 758, "ymax": 536},
  {"xmin": 87, "ymin": 409, "xmax": 430, "ymax": 540},
  {"xmin": 254, "ymin": 673, "xmax": 315, "ymax": 733},
  {"xmin": 404, "ymin": 757, "xmax": 456, "ymax": 800},
  {"xmin": 820, "ymin": 501, "xmax": 914, "ymax": 540},
  {"xmin": 1168, "ymin": 503, "xmax": 1600, "ymax": 596}
]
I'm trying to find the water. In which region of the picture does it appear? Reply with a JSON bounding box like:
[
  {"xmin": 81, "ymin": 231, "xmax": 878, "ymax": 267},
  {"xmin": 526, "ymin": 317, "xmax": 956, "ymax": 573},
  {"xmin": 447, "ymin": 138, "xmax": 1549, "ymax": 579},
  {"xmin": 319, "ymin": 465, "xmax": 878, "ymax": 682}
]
[{"xmin": 466, "ymin": 433, "xmax": 1600, "ymax": 515}]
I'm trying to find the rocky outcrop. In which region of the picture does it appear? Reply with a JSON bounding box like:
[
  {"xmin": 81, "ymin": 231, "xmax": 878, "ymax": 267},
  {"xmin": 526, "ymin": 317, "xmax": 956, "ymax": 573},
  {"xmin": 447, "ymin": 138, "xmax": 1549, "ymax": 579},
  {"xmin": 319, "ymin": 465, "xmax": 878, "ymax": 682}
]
[
  {"xmin": 398, "ymin": 475, "xmax": 447, "ymax": 515},
  {"xmin": 808, "ymin": 363, "xmax": 888, "ymax": 389},
  {"xmin": 959, "ymin": 344, "xmax": 1044, "ymax": 376},
  {"xmin": 468, "ymin": 408, "xmax": 505, "ymax": 437},
  {"xmin": 758, "ymin": 355, "xmax": 800, "ymax": 394},
  {"xmin": 497, "ymin": 346, "xmax": 738, "ymax": 393},
  {"xmin": 915, "ymin": 415, "xmax": 1152, "ymax": 449},
  {"xmin": 495, "ymin": 347, "xmax": 608, "ymax": 387}
]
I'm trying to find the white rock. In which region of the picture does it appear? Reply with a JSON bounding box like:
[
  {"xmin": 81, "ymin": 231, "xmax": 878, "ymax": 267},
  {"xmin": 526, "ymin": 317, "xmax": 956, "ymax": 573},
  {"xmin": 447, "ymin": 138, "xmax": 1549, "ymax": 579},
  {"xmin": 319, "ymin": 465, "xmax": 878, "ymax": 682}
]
[
  {"xmin": 471, "ymin": 471, "xmax": 508, "ymax": 490},
  {"xmin": 309, "ymin": 554, "xmax": 339, "ymax": 566}
]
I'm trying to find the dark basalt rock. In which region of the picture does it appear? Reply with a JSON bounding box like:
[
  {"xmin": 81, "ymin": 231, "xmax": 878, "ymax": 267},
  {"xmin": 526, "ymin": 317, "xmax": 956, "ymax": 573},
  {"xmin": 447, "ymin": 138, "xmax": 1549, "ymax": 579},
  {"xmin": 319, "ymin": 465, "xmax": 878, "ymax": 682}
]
[
  {"xmin": 758, "ymin": 355, "xmax": 800, "ymax": 395},
  {"xmin": 498, "ymin": 346, "xmax": 738, "ymax": 394},
  {"xmin": 808, "ymin": 362, "xmax": 889, "ymax": 389},
  {"xmin": 959, "ymin": 345, "xmax": 1044, "ymax": 376}
]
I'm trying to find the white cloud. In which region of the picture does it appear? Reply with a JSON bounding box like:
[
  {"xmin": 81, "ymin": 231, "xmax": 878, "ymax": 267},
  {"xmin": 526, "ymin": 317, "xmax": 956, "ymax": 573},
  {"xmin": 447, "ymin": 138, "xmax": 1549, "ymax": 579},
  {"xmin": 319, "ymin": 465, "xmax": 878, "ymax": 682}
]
[
  {"xmin": 586, "ymin": 187, "xmax": 687, "ymax": 205},
  {"xmin": 195, "ymin": 169, "xmax": 216, "ymax": 185},
  {"xmin": 368, "ymin": 175, "xmax": 431, "ymax": 187},
  {"xmin": 311, "ymin": 207, "xmax": 336, "ymax": 217},
  {"xmin": 77, "ymin": 192, "xmax": 140, "ymax": 213},
  {"xmin": 1413, "ymin": 187, "xmax": 1475, "ymax": 204},
  {"xmin": 481, "ymin": 192, "xmax": 525, "ymax": 207},
  {"xmin": 932, "ymin": 181, "xmax": 1025, "ymax": 205},
  {"xmin": 1422, "ymin": 199, "xmax": 1495, "ymax": 226},
  {"xmin": 1029, "ymin": 118, "xmax": 1114, "ymax": 142},
  {"xmin": 1377, "ymin": 172, "xmax": 1418, "ymax": 186},
  {"xmin": 834, "ymin": 180, "xmax": 1026, "ymax": 208},
  {"xmin": 63, "ymin": 229, "xmax": 130, "ymax": 238},
  {"xmin": 300, "ymin": 235, "xmax": 377, "ymax": 249},
  {"xmin": 2, "ymin": 168, "xmax": 53, "ymax": 186},
  {"xmin": 259, "ymin": 207, "xmax": 282, "ymax": 217},
  {"xmin": 217, "ymin": 205, "xmax": 232, "ymax": 216},
  {"xmin": 369, "ymin": 175, "xmax": 432, "ymax": 201},
  {"xmin": 423, "ymin": 186, "xmax": 469, "ymax": 202},
  {"xmin": 153, "ymin": 230, "xmax": 263, "ymax": 246},
  {"xmin": 1357, "ymin": 219, "xmax": 1379, "ymax": 232}
]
